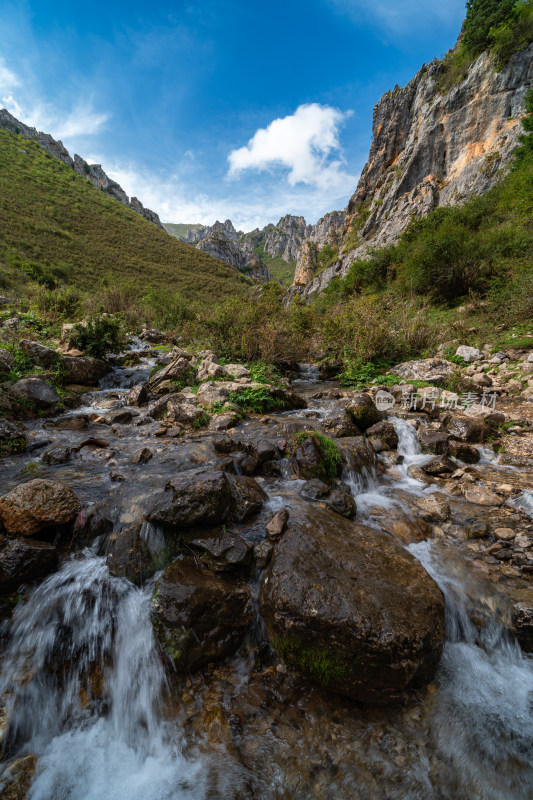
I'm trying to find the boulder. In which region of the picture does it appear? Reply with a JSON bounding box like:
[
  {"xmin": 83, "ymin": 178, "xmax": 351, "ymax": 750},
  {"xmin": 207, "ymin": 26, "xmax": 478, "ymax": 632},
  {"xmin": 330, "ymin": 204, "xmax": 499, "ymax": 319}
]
[
  {"xmin": 366, "ymin": 420, "xmax": 399, "ymax": 450},
  {"xmin": 0, "ymin": 479, "xmax": 80, "ymax": 536},
  {"xmin": 391, "ymin": 358, "xmax": 455, "ymax": 386},
  {"xmin": 208, "ymin": 411, "xmax": 241, "ymax": 431},
  {"xmin": 336, "ymin": 437, "xmax": 376, "ymax": 476},
  {"xmin": 146, "ymin": 470, "xmax": 231, "ymax": 529},
  {"xmin": 105, "ymin": 524, "xmax": 172, "ymax": 585},
  {"xmin": 422, "ymin": 456, "xmax": 456, "ymax": 476},
  {"xmin": 10, "ymin": 378, "xmax": 59, "ymax": 409},
  {"xmin": 197, "ymin": 381, "xmax": 230, "ymax": 408},
  {"xmin": 291, "ymin": 434, "xmax": 338, "ymax": 481},
  {"xmin": 188, "ymin": 529, "xmax": 252, "ymax": 572},
  {"xmin": 0, "ymin": 537, "xmax": 59, "ymax": 592},
  {"xmin": 472, "ymin": 373, "xmax": 492, "ymax": 387},
  {"xmin": 259, "ymin": 508, "xmax": 445, "ymax": 704},
  {"xmin": 41, "ymin": 445, "xmax": 71, "ymax": 465},
  {"xmin": 448, "ymin": 440, "xmax": 480, "ymax": 463},
  {"xmin": 20, "ymin": 339, "xmax": 59, "ymax": 368},
  {"xmin": 301, "ymin": 479, "xmax": 331, "ymax": 500},
  {"xmin": 0, "ymin": 419, "xmax": 27, "ymax": 457},
  {"xmin": 446, "ymin": 415, "xmax": 489, "ymax": 443},
  {"xmin": 166, "ymin": 400, "xmax": 204, "ymax": 426},
  {"xmin": 417, "ymin": 429, "xmax": 450, "ymax": 455},
  {"xmin": 227, "ymin": 475, "xmax": 267, "ymax": 522},
  {"xmin": 322, "ymin": 403, "xmax": 361, "ymax": 438},
  {"xmin": 455, "ymin": 345, "xmax": 482, "ymax": 363},
  {"xmin": 197, "ymin": 358, "xmax": 226, "ymax": 382},
  {"xmin": 152, "ymin": 559, "xmax": 253, "ymax": 672},
  {"xmin": 346, "ymin": 393, "xmax": 381, "ymax": 431},
  {"xmin": 49, "ymin": 415, "xmax": 88, "ymax": 431},
  {"xmin": 223, "ymin": 364, "xmax": 250, "ymax": 380},
  {"xmin": 103, "ymin": 409, "xmax": 136, "ymax": 425},
  {"xmin": 324, "ymin": 488, "xmax": 357, "ymax": 519},
  {"xmin": 150, "ymin": 357, "xmax": 195, "ymax": 387},
  {"xmin": 461, "ymin": 485, "xmax": 504, "ymax": 506},
  {"xmin": 127, "ymin": 384, "xmax": 148, "ymax": 406},
  {"xmin": 61, "ymin": 356, "xmax": 108, "ymax": 385}
]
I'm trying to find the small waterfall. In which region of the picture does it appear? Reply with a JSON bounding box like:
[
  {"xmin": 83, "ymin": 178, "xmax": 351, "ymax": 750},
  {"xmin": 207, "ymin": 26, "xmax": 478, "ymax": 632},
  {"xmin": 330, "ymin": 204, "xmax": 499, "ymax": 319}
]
[
  {"xmin": 393, "ymin": 417, "xmax": 421, "ymax": 458},
  {"xmin": 410, "ymin": 540, "xmax": 533, "ymax": 800},
  {"xmin": 0, "ymin": 555, "xmax": 207, "ymax": 799},
  {"xmin": 294, "ymin": 364, "xmax": 320, "ymax": 384}
]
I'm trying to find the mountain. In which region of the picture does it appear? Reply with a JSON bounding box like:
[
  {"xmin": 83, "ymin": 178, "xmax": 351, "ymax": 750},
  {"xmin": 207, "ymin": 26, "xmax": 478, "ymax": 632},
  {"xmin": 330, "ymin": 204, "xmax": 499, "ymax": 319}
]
[
  {"xmin": 0, "ymin": 108, "xmax": 163, "ymax": 228},
  {"xmin": 0, "ymin": 127, "xmax": 251, "ymax": 305},
  {"xmin": 291, "ymin": 40, "xmax": 533, "ymax": 296}
]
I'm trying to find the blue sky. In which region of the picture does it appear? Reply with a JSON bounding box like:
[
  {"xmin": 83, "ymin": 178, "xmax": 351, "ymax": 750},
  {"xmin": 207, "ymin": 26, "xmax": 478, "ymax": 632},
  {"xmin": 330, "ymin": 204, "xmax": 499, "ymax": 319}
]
[{"xmin": 1, "ymin": 0, "xmax": 465, "ymax": 230}]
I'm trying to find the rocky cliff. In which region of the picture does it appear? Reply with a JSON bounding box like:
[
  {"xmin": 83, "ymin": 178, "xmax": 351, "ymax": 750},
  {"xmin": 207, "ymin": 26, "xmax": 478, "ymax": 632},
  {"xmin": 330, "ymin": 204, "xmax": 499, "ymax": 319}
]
[
  {"xmin": 291, "ymin": 42, "xmax": 533, "ymax": 296},
  {"xmin": 0, "ymin": 108, "xmax": 163, "ymax": 228}
]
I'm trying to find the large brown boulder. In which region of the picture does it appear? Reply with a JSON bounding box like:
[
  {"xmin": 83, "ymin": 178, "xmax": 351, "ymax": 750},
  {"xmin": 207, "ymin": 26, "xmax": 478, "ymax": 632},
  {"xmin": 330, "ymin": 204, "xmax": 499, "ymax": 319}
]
[
  {"xmin": 151, "ymin": 559, "xmax": 252, "ymax": 672},
  {"xmin": 61, "ymin": 356, "xmax": 108, "ymax": 385},
  {"xmin": 259, "ymin": 507, "xmax": 444, "ymax": 704},
  {"xmin": 0, "ymin": 479, "xmax": 80, "ymax": 536},
  {"xmin": 20, "ymin": 339, "xmax": 59, "ymax": 368},
  {"xmin": 346, "ymin": 393, "xmax": 381, "ymax": 431},
  {"xmin": 445, "ymin": 415, "xmax": 489, "ymax": 443},
  {"xmin": 10, "ymin": 378, "xmax": 59, "ymax": 409}
]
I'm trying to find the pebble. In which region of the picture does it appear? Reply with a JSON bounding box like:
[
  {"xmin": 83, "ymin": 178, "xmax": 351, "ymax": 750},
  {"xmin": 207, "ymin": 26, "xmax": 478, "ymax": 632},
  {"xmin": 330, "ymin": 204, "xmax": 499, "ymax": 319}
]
[{"xmin": 493, "ymin": 528, "xmax": 516, "ymax": 541}]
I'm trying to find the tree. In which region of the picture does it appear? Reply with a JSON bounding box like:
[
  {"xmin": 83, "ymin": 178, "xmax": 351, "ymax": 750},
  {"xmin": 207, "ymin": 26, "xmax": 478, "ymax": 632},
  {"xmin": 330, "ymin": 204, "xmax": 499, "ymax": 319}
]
[{"xmin": 463, "ymin": 0, "xmax": 517, "ymax": 56}]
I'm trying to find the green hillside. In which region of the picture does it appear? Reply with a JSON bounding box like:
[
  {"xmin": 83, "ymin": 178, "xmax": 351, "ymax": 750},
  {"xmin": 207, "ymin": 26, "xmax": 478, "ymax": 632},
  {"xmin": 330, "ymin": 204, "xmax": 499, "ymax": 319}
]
[
  {"xmin": 163, "ymin": 222, "xmax": 204, "ymax": 239},
  {"xmin": 0, "ymin": 130, "xmax": 250, "ymax": 306}
]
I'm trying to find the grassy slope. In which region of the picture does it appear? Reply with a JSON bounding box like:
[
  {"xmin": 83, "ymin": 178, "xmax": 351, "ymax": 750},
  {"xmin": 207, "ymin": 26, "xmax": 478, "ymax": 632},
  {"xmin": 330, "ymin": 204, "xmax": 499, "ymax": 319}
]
[
  {"xmin": 163, "ymin": 222, "xmax": 204, "ymax": 239},
  {"xmin": 0, "ymin": 131, "xmax": 250, "ymax": 305}
]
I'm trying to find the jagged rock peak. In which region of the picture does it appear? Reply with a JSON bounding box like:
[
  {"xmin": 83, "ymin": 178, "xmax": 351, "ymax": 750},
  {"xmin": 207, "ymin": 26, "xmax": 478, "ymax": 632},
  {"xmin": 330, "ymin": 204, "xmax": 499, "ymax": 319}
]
[
  {"xmin": 291, "ymin": 41, "xmax": 533, "ymax": 297},
  {"xmin": 0, "ymin": 108, "xmax": 163, "ymax": 228}
]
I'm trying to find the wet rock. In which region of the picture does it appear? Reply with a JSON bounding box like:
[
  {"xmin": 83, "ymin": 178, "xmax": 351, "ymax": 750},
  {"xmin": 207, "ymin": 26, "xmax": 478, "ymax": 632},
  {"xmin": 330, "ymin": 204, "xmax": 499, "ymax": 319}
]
[
  {"xmin": 366, "ymin": 420, "xmax": 399, "ymax": 450},
  {"xmin": 146, "ymin": 470, "xmax": 232, "ymax": 528},
  {"xmin": 278, "ymin": 419, "xmax": 318, "ymax": 438},
  {"xmin": 325, "ymin": 488, "xmax": 357, "ymax": 519},
  {"xmin": 0, "ymin": 537, "xmax": 59, "ymax": 592},
  {"xmin": 391, "ymin": 358, "xmax": 455, "ymax": 386},
  {"xmin": 139, "ymin": 327, "xmax": 165, "ymax": 343},
  {"xmin": 415, "ymin": 492, "xmax": 451, "ymax": 523},
  {"xmin": 104, "ymin": 409, "xmax": 136, "ymax": 425},
  {"xmin": 445, "ymin": 415, "xmax": 489, "ymax": 443},
  {"xmin": 301, "ymin": 478, "xmax": 331, "ymax": 500},
  {"xmin": 61, "ymin": 356, "xmax": 108, "ymax": 385},
  {"xmin": 259, "ymin": 508, "xmax": 445, "ymax": 704},
  {"xmin": 127, "ymin": 384, "xmax": 148, "ymax": 406},
  {"xmin": 48, "ymin": 415, "xmax": 89, "ymax": 430},
  {"xmin": 448, "ymin": 439, "xmax": 480, "ymax": 463},
  {"xmin": 291, "ymin": 434, "xmax": 336, "ymax": 481},
  {"xmin": 266, "ymin": 509, "xmax": 289, "ymax": 540},
  {"xmin": 228, "ymin": 475, "xmax": 267, "ymax": 522},
  {"xmin": 455, "ymin": 345, "xmax": 482, "ymax": 363},
  {"xmin": 379, "ymin": 514, "xmax": 431, "ymax": 545},
  {"xmin": 105, "ymin": 524, "xmax": 171, "ymax": 585},
  {"xmin": 0, "ymin": 479, "xmax": 80, "ymax": 536},
  {"xmin": 512, "ymin": 602, "xmax": 533, "ymax": 651},
  {"xmin": 417, "ymin": 429, "xmax": 449, "ymax": 455},
  {"xmin": 20, "ymin": 339, "xmax": 59, "ymax": 368},
  {"xmin": 336, "ymin": 437, "xmax": 376, "ymax": 475},
  {"xmin": 131, "ymin": 447, "xmax": 153, "ymax": 465},
  {"xmin": 252, "ymin": 439, "xmax": 278, "ymax": 465},
  {"xmin": 72, "ymin": 437, "xmax": 110, "ymax": 451},
  {"xmin": 422, "ymin": 456, "xmax": 456, "ymax": 476},
  {"xmin": 493, "ymin": 527, "xmax": 516, "ymax": 541},
  {"xmin": 345, "ymin": 393, "xmax": 381, "ymax": 431},
  {"xmin": 0, "ymin": 420, "xmax": 27, "ymax": 457},
  {"xmin": 10, "ymin": 378, "xmax": 59, "ymax": 409},
  {"xmin": 461, "ymin": 485, "xmax": 504, "ymax": 506},
  {"xmin": 213, "ymin": 436, "xmax": 238, "ymax": 454},
  {"xmin": 322, "ymin": 402, "xmax": 361, "ymax": 438},
  {"xmin": 0, "ymin": 753, "xmax": 37, "ymax": 800},
  {"xmin": 188, "ymin": 529, "xmax": 252, "ymax": 572},
  {"xmin": 41, "ymin": 445, "xmax": 71, "ymax": 465},
  {"xmin": 254, "ymin": 540, "xmax": 274, "ymax": 568},
  {"xmin": 152, "ymin": 559, "xmax": 253, "ymax": 672}
]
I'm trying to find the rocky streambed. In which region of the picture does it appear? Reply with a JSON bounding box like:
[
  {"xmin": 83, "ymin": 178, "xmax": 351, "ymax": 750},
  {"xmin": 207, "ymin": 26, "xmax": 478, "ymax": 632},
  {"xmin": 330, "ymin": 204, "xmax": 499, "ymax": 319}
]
[{"xmin": 0, "ymin": 343, "xmax": 533, "ymax": 799}]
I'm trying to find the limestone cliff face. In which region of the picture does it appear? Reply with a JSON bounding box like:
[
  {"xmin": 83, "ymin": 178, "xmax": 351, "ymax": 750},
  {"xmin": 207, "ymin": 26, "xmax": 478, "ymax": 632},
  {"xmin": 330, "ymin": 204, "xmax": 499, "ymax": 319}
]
[
  {"xmin": 262, "ymin": 215, "xmax": 311, "ymax": 262},
  {"xmin": 196, "ymin": 231, "xmax": 272, "ymax": 281},
  {"xmin": 0, "ymin": 109, "xmax": 163, "ymax": 228},
  {"xmin": 292, "ymin": 42, "xmax": 533, "ymax": 296}
]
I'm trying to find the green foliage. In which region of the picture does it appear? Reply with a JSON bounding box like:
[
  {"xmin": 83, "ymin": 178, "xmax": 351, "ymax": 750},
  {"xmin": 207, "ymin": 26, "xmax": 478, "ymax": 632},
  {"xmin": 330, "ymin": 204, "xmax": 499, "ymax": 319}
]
[
  {"xmin": 191, "ymin": 411, "xmax": 210, "ymax": 430},
  {"xmin": 316, "ymin": 244, "xmax": 339, "ymax": 273},
  {"xmin": 289, "ymin": 431, "xmax": 342, "ymax": 479},
  {"xmin": 248, "ymin": 360, "xmax": 284, "ymax": 386},
  {"xmin": 71, "ymin": 315, "xmax": 125, "ymax": 359},
  {"xmin": 514, "ymin": 88, "xmax": 533, "ymax": 169},
  {"xmin": 228, "ymin": 386, "xmax": 286, "ymax": 414},
  {"xmin": 463, "ymin": 0, "xmax": 517, "ymax": 58},
  {"xmin": 339, "ymin": 359, "xmax": 395, "ymax": 388}
]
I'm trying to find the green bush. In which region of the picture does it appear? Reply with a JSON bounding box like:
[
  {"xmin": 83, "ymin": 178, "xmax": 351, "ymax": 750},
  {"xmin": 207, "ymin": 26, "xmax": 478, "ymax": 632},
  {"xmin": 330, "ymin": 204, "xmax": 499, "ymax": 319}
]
[
  {"xmin": 463, "ymin": 0, "xmax": 517, "ymax": 58},
  {"xmin": 228, "ymin": 386, "xmax": 287, "ymax": 413},
  {"xmin": 71, "ymin": 315, "xmax": 125, "ymax": 359}
]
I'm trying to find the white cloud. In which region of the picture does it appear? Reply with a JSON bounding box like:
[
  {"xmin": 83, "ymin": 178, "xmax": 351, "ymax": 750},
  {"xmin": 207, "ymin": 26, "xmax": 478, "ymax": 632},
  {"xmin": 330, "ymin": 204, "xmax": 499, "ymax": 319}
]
[
  {"xmin": 227, "ymin": 103, "xmax": 355, "ymax": 193},
  {"xmin": 327, "ymin": 0, "xmax": 464, "ymax": 35},
  {"xmin": 0, "ymin": 57, "xmax": 108, "ymax": 144}
]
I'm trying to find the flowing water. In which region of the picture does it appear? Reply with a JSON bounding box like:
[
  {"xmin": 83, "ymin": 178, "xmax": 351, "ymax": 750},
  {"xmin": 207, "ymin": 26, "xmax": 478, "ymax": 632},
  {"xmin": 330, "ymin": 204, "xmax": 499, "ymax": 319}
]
[{"xmin": 1, "ymin": 356, "xmax": 533, "ymax": 799}]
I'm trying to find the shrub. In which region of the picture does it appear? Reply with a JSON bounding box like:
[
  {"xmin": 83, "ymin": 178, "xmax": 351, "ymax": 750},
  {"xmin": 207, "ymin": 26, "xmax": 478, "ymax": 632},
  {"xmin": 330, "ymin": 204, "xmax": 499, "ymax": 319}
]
[
  {"xmin": 228, "ymin": 386, "xmax": 287, "ymax": 414},
  {"xmin": 71, "ymin": 315, "xmax": 125, "ymax": 358}
]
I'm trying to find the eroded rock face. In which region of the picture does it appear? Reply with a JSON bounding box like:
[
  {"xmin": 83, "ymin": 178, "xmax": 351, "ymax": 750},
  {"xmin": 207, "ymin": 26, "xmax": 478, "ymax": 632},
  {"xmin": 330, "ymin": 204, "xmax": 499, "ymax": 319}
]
[
  {"xmin": 152, "ymin": 559, "xmax": 253, "ymax": 672},
  {"xmin": 293, "ymin": 42, "xmax": 533, "ymax": 296},
  {"xmin": 259, "ymin": 508, "xmax": 445, "ymax": 704},
  {"xmin": 0, "ymin": 479, "xmax": 80, "ymax": 536}
]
